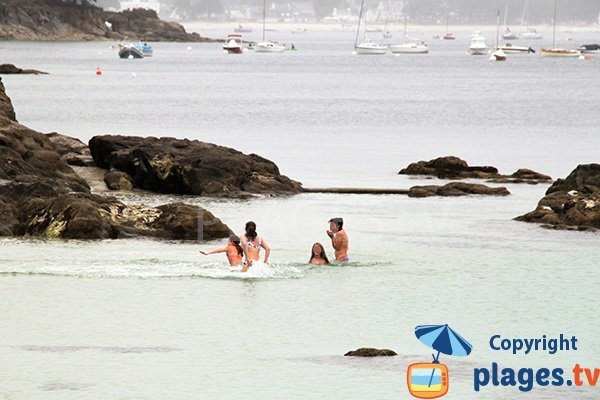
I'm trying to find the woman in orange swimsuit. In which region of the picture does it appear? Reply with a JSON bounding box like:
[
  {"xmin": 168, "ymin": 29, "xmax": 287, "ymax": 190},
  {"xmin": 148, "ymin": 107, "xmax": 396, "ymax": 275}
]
[{"xmin": 199, "ymin": 235, "xmax": 244, "ymax": 266}]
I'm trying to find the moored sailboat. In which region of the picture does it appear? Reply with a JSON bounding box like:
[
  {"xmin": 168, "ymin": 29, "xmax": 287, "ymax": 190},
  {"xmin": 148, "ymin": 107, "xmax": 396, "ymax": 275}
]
[{"xmin": 540, "ymin": 0, "xmax": 580, "ymax": 57}]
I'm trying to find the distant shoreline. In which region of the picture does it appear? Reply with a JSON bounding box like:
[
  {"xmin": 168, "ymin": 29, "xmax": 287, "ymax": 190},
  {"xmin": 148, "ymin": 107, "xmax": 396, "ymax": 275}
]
[{"xmin": 183, "ymin": 20, "xmax": 600, "ymax": 34}]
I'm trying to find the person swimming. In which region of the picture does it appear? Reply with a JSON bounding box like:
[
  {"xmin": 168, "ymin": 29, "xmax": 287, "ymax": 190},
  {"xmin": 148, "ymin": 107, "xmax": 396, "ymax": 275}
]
[
  {"xmin": 199, "ymin": 235, "xmax": 244, "ymax": 266},
  {"xmin": 308, "ymin": 242, "xmax": 330, "ymax": 265},
  {"xmin": 327, "ymin": 217, "xmax": 349, "ymax": 262},
  {"xmin": 240, "ymin": 221, "xmax": 270, "ymax": 272}
]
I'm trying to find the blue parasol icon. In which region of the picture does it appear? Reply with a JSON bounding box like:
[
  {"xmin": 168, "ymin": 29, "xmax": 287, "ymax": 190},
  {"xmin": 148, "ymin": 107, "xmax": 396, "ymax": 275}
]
[{"xmin": 415, "ymin": 324, "xmax": 473, "ymax": 387}]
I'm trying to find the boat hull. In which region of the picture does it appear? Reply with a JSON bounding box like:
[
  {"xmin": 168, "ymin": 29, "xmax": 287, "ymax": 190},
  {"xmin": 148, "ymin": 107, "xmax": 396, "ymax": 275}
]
[
  {"xmin": 355, "ymin": 42, "xmax": 387, "ymax": 55},
  {"xmin": 254, "ymin": 41, "xmax": 286, "ymax": 53},
  {"xmin": 390, "ymin": 43, "xmax": 428, "ymax": 54},
  {"xmin": 500, "ymin": 45, "xmax": 534, "ymax": 54},
  {"xmin": 540, "ymin": 48, "xmax": 581, "ymax": 57},
  {"xmin": 467, "ymin": 47, "xmax": 488, "ymax": 55},
  {"xmin": 118, "ymin": 47, "xmax": 144, "ymax": 59}
]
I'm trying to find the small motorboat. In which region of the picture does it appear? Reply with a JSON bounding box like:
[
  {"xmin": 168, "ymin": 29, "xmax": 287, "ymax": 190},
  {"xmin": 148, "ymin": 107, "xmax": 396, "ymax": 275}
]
[
  {"xmin": 467, "ymin": 34, "xmax": 488, "ymax": 55},
  {"xmin": 578, "ymin": 44, "xmax": 600, "ymax": 54},
  {"xmin": 223, "ymin": 34, "xmax": 243, "ymax": 54},
  {"xmin": 135, "ymin": 42, "xmax": 153, "ymax": 57},
  {"xmin": 118, "ymin": 45, "xmax": 143, "ymax": 59},
  {"xmin": 254, "ymin": 41, "xmax": 286, "ymax": 53}
]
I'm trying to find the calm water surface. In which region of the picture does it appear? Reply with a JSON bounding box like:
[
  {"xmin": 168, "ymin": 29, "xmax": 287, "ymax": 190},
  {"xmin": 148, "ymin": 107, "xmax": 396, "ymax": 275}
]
[{"xmin": 1, "ymin": 29, "xmax": 599, "ymax": 399}]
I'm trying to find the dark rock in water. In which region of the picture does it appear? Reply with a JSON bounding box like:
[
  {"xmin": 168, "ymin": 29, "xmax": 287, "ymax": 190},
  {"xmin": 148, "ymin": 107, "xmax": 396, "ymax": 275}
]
[
  {"xmin": 487, "ymin": 168, "xmax": 552, "ymax": 185},
  {"xmin": 400, "ymin": 156, "xmax": 552, "ymax": 185},
  {"xmin": 408, "ymin": 182, "xmax": 510, "ymax": 198},
  {"xmin": 46, "ymin": 133, "xmax": 95, "ymax": 167},
  {"xmin": 0, "ymin": 0, "xmax": 212, "ymax": 42},
  {"xmin": 0, "ymin": 64, "xmax": 48, "ymax": 75},
  {"xmin": 88, "ymin": 135, "xmax": 302, "ymax": 197},
  {"xmin": 0, "ymin": 78, "xmax": 232, "ymax": 240},
  {"xmin": 515, "ymin": 164, "xmax": 600, "ymax": 231},
  {"xmin": 399, "ymin": 156, "xmax": 499, "ymax": 179},
  {"xmin": 104, "ymin": 170, "xmax": 133, "ymax": 191},
  {"xmin": 344, "ymin": 348, "xmax": 397, "ymax": 357}
]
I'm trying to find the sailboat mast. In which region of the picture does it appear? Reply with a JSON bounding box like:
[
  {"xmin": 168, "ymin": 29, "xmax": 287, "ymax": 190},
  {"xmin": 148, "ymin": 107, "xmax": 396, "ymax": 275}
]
[
  {"xmin": 262, "ymin": 0, "xmax": 266, "ymax": 41},
  {"xmin": 404, "ymin": 14, "xmax": 407, "ymax": 40},
  {"xmin": 496, "ymin": 9, "xmax": 500, "ymax": 50},
  {"xmin": 552, "ymin": 0, "xmax": 557, "ymax": 48},
  {"xmin": 354, "ymin": 0, "xmax": 366, "ymax": 47}
]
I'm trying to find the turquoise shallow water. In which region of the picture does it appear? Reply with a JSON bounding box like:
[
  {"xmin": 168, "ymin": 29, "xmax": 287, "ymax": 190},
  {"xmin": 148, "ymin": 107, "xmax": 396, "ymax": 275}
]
[{"xmin": 1, "ymin": 30, "xmax": 600, "ymax": 399}]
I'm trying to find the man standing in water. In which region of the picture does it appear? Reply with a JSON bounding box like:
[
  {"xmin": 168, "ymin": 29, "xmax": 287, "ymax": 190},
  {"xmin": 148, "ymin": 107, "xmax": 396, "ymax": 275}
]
[{"xmin": 327, "ymin": 217, "xmax": 349, "ymax": 262}]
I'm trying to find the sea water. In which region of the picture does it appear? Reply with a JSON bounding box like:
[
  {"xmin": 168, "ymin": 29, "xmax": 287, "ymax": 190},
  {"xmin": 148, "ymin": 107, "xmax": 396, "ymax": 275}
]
[{"xmin": 1, "ymin": 29, "xmax": 599, "ymax": 399}]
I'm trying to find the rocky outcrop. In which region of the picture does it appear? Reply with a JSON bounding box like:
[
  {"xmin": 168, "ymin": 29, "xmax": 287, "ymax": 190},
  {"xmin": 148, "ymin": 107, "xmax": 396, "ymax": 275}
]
[
  {"xmin": 0, "ymin": 77, "xmax": 232, "ymax": 240},
  {"xmin": 104, "ymin": 170, "xmax": 133, "ymax": 191},
  {"xmin": 408, "ymin": 182, "xmax": 510, "ymax": 198},
  {"xmin": 399, "ymin": 156, "xmax": 499, "ymax": 179},
  {"xmin": 399, "ymin": 156, "xmax": 551, "ymax": 184},
  {"xmin": 0, "ymin": 64, "xmax": 48, "ymax": 75},
  {"xmin": 344, "ymin": 348, "xmax": 397, "ymax": 357},
  {"xmin": 88, "ymin": 135, "xmax": 303, "ymax": 197},
  {"xmin": 515, "ymin": 164, "xmax": 600, "ymax": 231},
  {"xmin": 46, "ymin": 132, "xmax": 95, "ymax": 166},
  {"xmin": 0, "ymin": 0, "xmax": 209, "ymax": 42}
]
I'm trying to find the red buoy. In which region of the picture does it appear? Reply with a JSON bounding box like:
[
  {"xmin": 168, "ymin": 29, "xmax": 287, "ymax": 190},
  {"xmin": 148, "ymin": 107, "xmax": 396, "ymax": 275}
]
[{"xmin": 96, "ymin": 67, "xmax": 102, "ymax": 76}]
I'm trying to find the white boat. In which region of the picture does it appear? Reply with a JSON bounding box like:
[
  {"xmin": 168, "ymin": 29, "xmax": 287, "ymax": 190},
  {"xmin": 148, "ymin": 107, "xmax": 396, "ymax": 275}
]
[
  {"xmin": 500, "ymin": 43, "xmax": 535, "ymax": 54},
  {"xmin": 467, "ymin": 33, "xmax": 488, "ymax": 55},
  {"xmin": 502, "ymin": 27, "xmax": 519, "ymax": 40},
  {"xmin": 254, "ymin": 0, "xmax": 286, "ymax": 53},
  {"xmin": 355, "ymin": 40, "xmax": 388, "ymax": 55},
  {"xmin": 520, "ymin": 28, "xmax": 543, "ymax": 39},
  {"xmin": 223, "ymin": 34, "xmax": 243, "ymax": 54},
  {"xmin": 255, "ymin": 41, "xmax": 286, "ymax": 53},
  {"xmin": 353, "ymin": 0, "xmax": 386, "ymax": 55},
  {"xmin": 540, "ymin": 0, "xmax": 580, "ymax": 58},
  {"xmin": 390, "ymin": 42, "xmax": 428, "ymax": 54},
  {"xmin": 390, "ymin": 15, "xmax": 429, "ymax": 54}
]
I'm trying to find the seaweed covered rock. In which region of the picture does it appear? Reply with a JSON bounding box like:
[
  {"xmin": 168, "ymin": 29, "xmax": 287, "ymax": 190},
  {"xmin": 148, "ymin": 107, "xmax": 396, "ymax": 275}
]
[
  {"xmin": 89, "ymin": 135, "xmax": 302, "ymax": 197},
  {"xmin": 344, "ymin": 348, "xmax": 397, "ymax": 357},
  {"xmin": 515, "ymin": 164, "xmax": 600, "ymax": 231}
]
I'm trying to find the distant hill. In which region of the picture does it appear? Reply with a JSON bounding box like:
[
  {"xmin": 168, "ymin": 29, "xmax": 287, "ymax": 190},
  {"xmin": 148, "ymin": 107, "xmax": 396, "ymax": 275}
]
[{"xmin": 0, "ymin": 0, "xmax": 211, "ymax": 41}]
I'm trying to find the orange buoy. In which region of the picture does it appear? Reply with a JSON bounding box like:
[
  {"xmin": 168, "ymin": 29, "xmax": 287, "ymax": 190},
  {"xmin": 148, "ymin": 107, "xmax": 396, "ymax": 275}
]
[{"xmin": 96, "ymin": 67, "xmax": 102, "ymax": 75}]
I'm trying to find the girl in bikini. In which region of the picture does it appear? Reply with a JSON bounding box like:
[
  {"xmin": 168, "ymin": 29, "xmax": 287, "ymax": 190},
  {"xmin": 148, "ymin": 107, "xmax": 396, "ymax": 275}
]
[
  {"xmin": 240, "ymin": 221, "xmax": 270, "ymax": 272},
  {"xmin": 199, "ymin": 235, "xmax": 244, "ymax": 266},
  {"xmin": 308, "ymin": 242, "xmax": 330, "ymax": 265}
]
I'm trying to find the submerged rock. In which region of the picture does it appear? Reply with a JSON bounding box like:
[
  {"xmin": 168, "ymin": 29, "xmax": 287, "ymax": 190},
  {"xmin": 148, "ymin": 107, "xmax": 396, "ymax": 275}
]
[
  {"xmin": 0, "ymin": 78, "xmax": 232, "ymax": 240},
  {"xmin": 344, "ymin": 348, "xmax": 397, "ymax": 357},
  {"xmin": 88, "ymin": 135, "xmax": 302, "ymax": 197},
  {"xmin": 408, "ymin": 182, "xmax": 510, "ymax": 198},
  {"xmin": 515, "ymin": 164, "xmax": 600, "ymax": 231}
]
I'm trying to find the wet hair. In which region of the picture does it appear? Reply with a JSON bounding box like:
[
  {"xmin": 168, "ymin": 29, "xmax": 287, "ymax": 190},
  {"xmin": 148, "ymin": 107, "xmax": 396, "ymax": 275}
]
[
  {"xmin": 229, "ymin": 235, "xmax": 243, "ymax": 256},
  {"xmin": 329, "ymin": 217, "xmax": 343, "ymax": 230},
  {"xmin": 309, "ymin": 242, "xmax": 330, "ymax": 264},
  {"xmin": 245, "ymin": 221, "xmax": 257, "ymax": 242}
]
